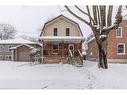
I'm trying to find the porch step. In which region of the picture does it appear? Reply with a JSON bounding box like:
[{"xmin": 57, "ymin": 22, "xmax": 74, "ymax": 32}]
[{"xmin": 71, "ymin": 57, "xmax": 81, "ymax": 65}]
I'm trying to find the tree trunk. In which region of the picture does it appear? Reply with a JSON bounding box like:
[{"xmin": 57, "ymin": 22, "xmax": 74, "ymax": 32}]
[{"xmin": 97, "ymin": 40, "xmax": 108, "ymax": 69}]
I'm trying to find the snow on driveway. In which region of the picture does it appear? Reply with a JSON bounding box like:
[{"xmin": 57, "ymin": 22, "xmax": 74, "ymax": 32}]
[{"xmin": 0, "ymin": 61, "xmax": 127, "ymax": 89}]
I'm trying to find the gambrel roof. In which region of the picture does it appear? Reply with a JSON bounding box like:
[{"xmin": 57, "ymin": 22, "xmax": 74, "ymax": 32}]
[{"xmin": 40, "ymin": 15, "xmax": 83, "ymax": 36}]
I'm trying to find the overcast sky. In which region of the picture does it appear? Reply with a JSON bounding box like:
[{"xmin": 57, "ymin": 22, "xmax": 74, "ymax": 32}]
[{"xmin": 0, "ymin": 6, "xmax": 125, "ymax": 39}]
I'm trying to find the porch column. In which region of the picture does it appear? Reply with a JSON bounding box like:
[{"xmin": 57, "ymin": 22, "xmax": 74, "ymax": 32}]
[
  {"xmin": 42, "ymin": 40, "xmax": 44, "ymax": 63},
  {"xmin": 61, "ymin": 41, "xmax": 64, "ymax": 58},
  {"xmin": 77, "ymin": 43, "xmax": 80, "ymax": 49}
]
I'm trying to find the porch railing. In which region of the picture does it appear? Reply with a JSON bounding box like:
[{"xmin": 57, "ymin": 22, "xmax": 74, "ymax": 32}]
[
  {"xmin": 69, "ymin": 49, "xmax": 73, "ymax": 57},
  {"xmin": 43, "ymin": 49, "xmax": 83, "ymax": 65},
  {"xmin": 43, "ymin": 49, "xmax": 69, "ymax": 57},
  {"xmin": 43, "ymin": 49, "xmax": 83, "ymax": 57},
  {"xmin": 77, "ymin": 49, "xmax": 83, "ymax": 65}
]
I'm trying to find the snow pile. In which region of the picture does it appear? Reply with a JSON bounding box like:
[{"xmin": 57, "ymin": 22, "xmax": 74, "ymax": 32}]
[{"xmin": 30, "ymin": 48, "xmax": 40, "ymax": 54}]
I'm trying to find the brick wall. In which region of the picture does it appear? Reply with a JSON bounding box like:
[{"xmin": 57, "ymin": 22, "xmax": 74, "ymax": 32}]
[
  {"xmin": 86, "ymin": 39, "xmax": 99, "ymax": 61},
  {"xmin": 86, "ymin": 20, "xmax": 127, "ymax": 62},
  {"xmin": 43, "ymin": 42, "xmax": 82, "ymax": 57}
]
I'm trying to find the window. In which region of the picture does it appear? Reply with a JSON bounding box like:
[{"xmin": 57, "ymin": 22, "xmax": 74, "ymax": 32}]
[
  {"xmin": 66, "ymin": 28, "xmax": 70, "ymax": 36},
  {"xmin": 53, "ymin": 28, "xmax": 57, "ymax": 36},
  {"xmin": 52, "ymin": 43, "xmax": 59, "ymax": 53},
  {"xmin": 0, "ymin": 55, "xmax": 2, "ymax": 59},
  {"xmin": 8, "ymin": 45, "xmax": 13, "ymax": 51},
  {"xmin": 9, "ymin": 56, "xmax": 11, "ymax": 60},
  {"xmin": 116, "ymin": 27, "xmax": 122, "ymax": 38},
  {"xmin": 0, "ymin": 45, "xmax": 2, "ymax": 52},
  {"xmin": 5, "ymin": 55, "xmax": 8, "ymax": 59},
  {"xmin": 5, "ymin": 55, "xmax": 12, "ymax": 60},
  {"xmin": 117, "ymin": 43, "xmax": 125, "ymax": 54}
]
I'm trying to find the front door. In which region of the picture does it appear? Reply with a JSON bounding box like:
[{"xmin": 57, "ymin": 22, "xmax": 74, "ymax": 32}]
[{"xmin": 68, "ymin": 44, "xmax": 74, "ymax": 56}]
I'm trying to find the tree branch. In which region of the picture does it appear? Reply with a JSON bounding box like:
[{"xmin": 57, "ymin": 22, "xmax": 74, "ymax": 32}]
[
  {"xmin": 102, "ymin": 25, "xmax": 116, "ymax": 32},
  {"xmin": 65, "ymin": 5, "xmax": 91, "ymax": 27},
  {"xmin": 103, "ymin": 6, "xmax": 122, "ymax": 34},
  {"xmin": 75, "ymin": 5, "xmax": 95, "ymax": 25},
  {"xmin": 96, "ymin": 6, "xmax": 101, "ymax": 26},
  {"xmin": 107, "ymin": 6, "xmax": 113, "ymax": 26},
  {"xmin": 86, "ymin": 6, "xmax": 92, "ymax": 25},
  {"xmin": 114, "ymin": 5, "xmax": 122, "ymax": 25}
]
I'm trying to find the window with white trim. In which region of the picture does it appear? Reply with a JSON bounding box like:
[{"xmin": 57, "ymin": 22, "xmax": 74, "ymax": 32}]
[
  {"xmin": 117, "ymin": 43, "xmax": 125, "ymax": 54},
  {"xmin": 66, "ymin": 28, "xmax": 70, "ymax": 36},
  {"xmin": 52, "ymin": 43, "xmax": 59, "ymax": 53},
  {"xmin": 8, "ymin": 45, "xmax": 13, "ymax": 51},
  {"xmin": 116, "ymin": 27, "xmax": 122, "ymax": 38},
  {"xmin": 0, "ymin": 45, "xmax": 2, "ymax": 52},
  {"xmin": 53, "ymin": 28, "xmax": 57, "ymax": 36},
  {"xmin": 0, "ymin": 55, "xmax": 2, "ymax": 59}
]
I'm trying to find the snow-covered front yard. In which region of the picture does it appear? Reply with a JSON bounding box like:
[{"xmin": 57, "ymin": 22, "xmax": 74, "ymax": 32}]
[{"xmin": 0, "ymin": 60, "xmax": 127, "ymax": 89}]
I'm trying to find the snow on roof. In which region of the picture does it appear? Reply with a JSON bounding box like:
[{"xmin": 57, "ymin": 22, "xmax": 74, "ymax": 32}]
[
  {"xmin": 0, "ymin": 39, "xmax": 39, "ymax": 45},
  {"xmin": 40, "ymin": 36, "xmax": 85, "ymax": 42},
  {"xmin": 123, "ymin": 14, "xmax": 127, "ymax": 20},
  {"xmin": 86, "ymin": 37, "xmax": 95, "ymax": 44},
  {"xmin": 10, "ymin": 44, "xmax": 34, "ymax": 50},
  {"xmin": 40, "ymin": 36, "xmax": 85, "ymax": 39}
]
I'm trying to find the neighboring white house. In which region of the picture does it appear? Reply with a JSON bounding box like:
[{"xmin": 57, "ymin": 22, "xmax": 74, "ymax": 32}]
[{"xmin": 0, "ymin": 39, "xmax": 41, "ymax": 62}]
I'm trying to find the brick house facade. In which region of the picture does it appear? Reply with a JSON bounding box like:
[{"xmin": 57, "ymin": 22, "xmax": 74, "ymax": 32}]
[{"xmin": 86, "ymin": 20, "xmax": 127, "ymax": 63}]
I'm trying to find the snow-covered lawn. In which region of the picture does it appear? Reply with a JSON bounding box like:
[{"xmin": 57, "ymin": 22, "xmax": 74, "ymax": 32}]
[{"xmin": 0, "ymin": 60, "xmax": 127, "ymax": 89}]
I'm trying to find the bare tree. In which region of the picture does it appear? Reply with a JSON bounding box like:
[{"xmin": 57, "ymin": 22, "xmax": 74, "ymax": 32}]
[
  {"xmin": 20, "ymin": 35, "xmax": 28, "ymax": 40},
  {"xmin": 65, "ymin": 5, "xmax": 122, "ymax": 69},
  {"xmin": 20, "ymin": 35, "xmax": 39, "ymax": 42},
  {"xmin": 0, "ymin": 23, "xmax": 17, "ymax": 40}
]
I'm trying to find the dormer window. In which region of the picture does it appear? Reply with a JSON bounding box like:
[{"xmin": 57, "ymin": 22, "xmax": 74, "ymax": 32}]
[
  {"xmin": 66, "ymin": 28, "xmax": 70, "ymax": 36},
  {"xmin": 116, "ymin": 27, "xmax": 122, "ymax": 38},
  {"xmin": 53, "ymin": 28, "xmax": 57, "ymax": 36}
]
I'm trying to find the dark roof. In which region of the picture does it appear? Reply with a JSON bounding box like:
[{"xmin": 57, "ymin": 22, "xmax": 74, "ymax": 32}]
[{"xmin": 40, "ymin": 15, "xmax": 83, "ymax": 36}]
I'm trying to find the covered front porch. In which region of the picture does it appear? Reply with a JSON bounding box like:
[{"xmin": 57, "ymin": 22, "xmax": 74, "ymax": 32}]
[{"xmin": 40, "ymin": 36, "xmax": 85, "ymax": 65}]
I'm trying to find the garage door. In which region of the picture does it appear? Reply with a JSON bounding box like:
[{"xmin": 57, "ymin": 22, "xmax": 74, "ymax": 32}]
[{"xmin": 19, "ymin": 51, "xmax": 30, "ymax": 61}]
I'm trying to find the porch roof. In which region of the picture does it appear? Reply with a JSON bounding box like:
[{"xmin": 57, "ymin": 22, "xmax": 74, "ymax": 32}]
[{"xmin": 40, "ymin": 36, "xmax": 85, "ymax": 43}]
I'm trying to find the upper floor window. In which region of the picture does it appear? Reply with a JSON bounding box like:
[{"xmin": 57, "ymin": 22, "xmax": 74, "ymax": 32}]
[
  {"xmin": 117, "ymin": 43, "xmax": 125, "ymax": 55},
  {"xmin": 53, "ymin": 28, "xmax": 57, "ymax": 36},
  {"xmin": 116, "ymin": 27, "xmax": 122, "ymax": 38},
  {"xmin": 66, "ymin": 28, "xmax": 70, "ymax": 36}
]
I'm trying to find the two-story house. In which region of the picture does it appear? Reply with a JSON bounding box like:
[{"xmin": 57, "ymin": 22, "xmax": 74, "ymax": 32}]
[
  {"xmin": 39, "ymin": 15, "xmax": 85, "ymax": 65},
  {"xmin": 86, "ymin": 20, "xmax": 127, "ymax": 63}
]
